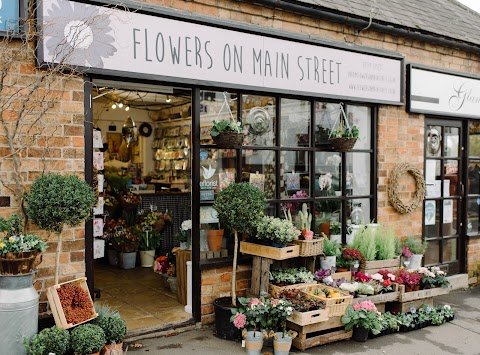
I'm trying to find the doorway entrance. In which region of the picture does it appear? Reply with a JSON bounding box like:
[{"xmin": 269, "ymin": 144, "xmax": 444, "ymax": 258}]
[{"xmin": 424, "ymin": 118, "xmax": 465, "ymax": 274}]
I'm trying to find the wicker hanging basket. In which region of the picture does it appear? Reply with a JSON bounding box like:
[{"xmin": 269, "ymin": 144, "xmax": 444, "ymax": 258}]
[
  {"xmin": 212, "ymin": 132, "xmax": 244, "ymax": 148},
  {"xmin": 329, "ymin": 137, "xmax": 357, "ymax": 152},
  {"xmin": 0, "ymin": 251, "xmax": 39, "ymax": 275}
]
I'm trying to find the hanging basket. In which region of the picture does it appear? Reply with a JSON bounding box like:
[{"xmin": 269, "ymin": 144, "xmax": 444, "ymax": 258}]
[
  {"xmin": 329, "ymin": 137, "xmax": 357, "ymax": 152},
  {"xmin": 0, "ymin": 251, "xmax": 39, "ymax": 275},
  {"xmin": 212, "ymin": 132, "xmax": 244, "ymax": 148}
]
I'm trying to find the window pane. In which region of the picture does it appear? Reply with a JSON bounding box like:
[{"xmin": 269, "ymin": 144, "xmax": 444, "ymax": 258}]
[
  {"xmin": 467, "ymin": 161, "xmax": 480, "ymax": 195},
  {"xmin": 347, "ymin": 198, "xmax": 371, "ymax": 225},
  {"xmin": 243, "ymin": 95, "xmax": 276, "ymax": 146},
  {"xmin": 314, "ymin": 102, "xmax": 340, "ymax": 146},
  {"xmin": 444, "ymin": 160, "xmax": 459, "ymax": 196},
  {"xmin": 346, "ymin": 152, "xmax": 370, "ymax": 196},
  {"xmin": 424, "ymin": 240, "xmax": 439, "ymax": 265},
  {"xmin": 242, "ymin": 149, "xmax": 276, "ymax": 199},
  {"xmin": 281, "ymin": 151, "xmax": 310, "ymax": 198},
  {"xmin": 199, "ymin": 149, "xmax": 237, "ymax": 202},
  {"xmin": 427, "ymin": 126, "xmax": 442, "ymax": 157},
  {"xmin": 469, "ymin": 121, "xmax": 480, "ymax": 157},
  {"xmin": 424, "ymin": 200, "xmax": 440, "ymax": 237},
  {"xmin": 315, "ymin": 152, "xmax": 341, "ymax": 195},
  {"xmin": 347, "ymin": 105, "xmax": 371, "ymax": 150},
  {"xmin": 442, "ymin": 199, "xmax": 457, "ymax": 236},
  {"xmin": 200, "ymin": 91, "xmax": 238, "ymax": 145},
  {"xmin": 444, "ymin": 127, "xmax": 459, "ymax": 158},
  {"xmin": 443, "ymin": 238, "xmax": 458, "ymax": 263},
  {"xmin": 467, "ymin": 197, "xmax": 480, "ymax": 235},
  {"xmin": 281, "ymin": 99, "xmax": 310, "ymax": 147}
]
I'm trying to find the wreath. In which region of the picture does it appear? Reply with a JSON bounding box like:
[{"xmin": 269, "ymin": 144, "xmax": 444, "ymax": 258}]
[
  {"xmin": 387, "ymin": 162, "xmax": 425, "ymax": 214},
  {"xmin": 139, "ymin": 122, "xmax": 153, "ymax": 137}
]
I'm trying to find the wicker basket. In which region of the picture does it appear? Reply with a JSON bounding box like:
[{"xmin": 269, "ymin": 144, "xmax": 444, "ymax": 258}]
[
  {"xmin": 329, "ymin": 137, "xmax": 357, "ymax": 152},
  {"xmin": 212, "ymin": 132, "xmax": 244, "ymax": 148},
  {"xmin": 292, "ymin": 236, "xmax": 324, "ymax": 257},
  {"xmin": 300, "ymin": 285, "xmax": 353, "ymax": 317},
  {"xmin": 0, "ymin": 251, "xmax": 39, "ymax": 275}
]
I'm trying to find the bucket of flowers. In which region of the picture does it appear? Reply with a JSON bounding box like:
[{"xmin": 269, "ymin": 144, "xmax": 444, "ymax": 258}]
[{"xmin": 341, "ymin": 300, "xmax": 382, "ymax": 342}]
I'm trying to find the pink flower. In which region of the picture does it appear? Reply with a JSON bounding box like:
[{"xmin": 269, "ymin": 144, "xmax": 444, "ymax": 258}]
[
  {"xmin": 270, "ymin": 299, "xmax": 280, "ymax": 307},
  {"xmin": 352, "ymin": 303, "xmax": 361, "ymax": 311},
  {"xmin": 233, "ymin": 313, "xmax": 246, "ymax": 329},
  {"xmin": 248, "ymin": 298, "xmax": 264, "ymax": 307},
  {"xmin": 358, "ymin": 300, "xmax": 377, "ymax": 312},
  {"xmin": 402, "ymin": 246, "xmax": 413, "ymax": 258}
]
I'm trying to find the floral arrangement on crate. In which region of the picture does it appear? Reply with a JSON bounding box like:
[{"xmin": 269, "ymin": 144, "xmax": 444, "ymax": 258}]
[
  {"xmin": 277, "ymin": 289, "xmax": 326, "ymax": 313},
  {"xmin": 336, "ymin": 247, "xmax": 365, "ymax": 270},
  {"xmin": 341, "ymin": 300, "xmax": 382, "ymax": 335},
  {"xmin": 270, "ymin": 267, "xmax": 315, "ymax": 286},
  {"xmin": 176, "ymin": 219, "xmax": 192, "ymax": 243},
  {"xmin": 57, "ymin": 282, "xmax": 95, "ymax": 325},
  {"xmin": 255, "ymin": 216, "xmax": 300, "ymax": 246},
  {"xmin": 419, "ymin": 266, "xmax": 450, "ymax": 289},
  {"xmin": 395, "ymin": 269, "xmax": 422, "ymax": 290}
]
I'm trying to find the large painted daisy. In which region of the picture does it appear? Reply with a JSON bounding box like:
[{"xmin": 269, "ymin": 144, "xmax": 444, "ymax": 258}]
[{"xmin": 43, "ymin": 0, "xmax": 117, "ymax": 68}]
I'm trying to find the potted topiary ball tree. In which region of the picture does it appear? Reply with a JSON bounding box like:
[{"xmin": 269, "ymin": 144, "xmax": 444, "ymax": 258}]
[
  {"xmin": 212, "ymin": 182, "xmax": 266, "ymax": 340},
  {"xmin": 70, "ymin": 323, "xmax": 106, "ymax": 355},
  {"xmin": 25, "ymin": 173, "xmax": 96, "ymax": 284},
  {"xmin": 23, "ymin": 325, "xmax": 70, "ymax": 355},
  {"xmin": 98, "ymin": 315, "xmax": 127, "ymax": 354}
]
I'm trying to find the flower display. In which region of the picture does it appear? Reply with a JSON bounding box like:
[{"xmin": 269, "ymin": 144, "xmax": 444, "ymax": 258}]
[
  {"xmin": 277, "ymin": 289, "xmax": 325, "ymax": 313},
  {"xmin": 402, "ymin": 246, "xmax": 413, "ymax": 258},
  {"xmin": 395, "ymin": 269, "xmax": 421, "ymax": 289},
  {"xmin": 153, "ymin": 253, "xmax": 176, "ymax": 276},
  {"xmin": 176, "ymin": 219, "xmax": 192, "ymax": 243},
  {"xmin": 255, "ymin": 216, "xmax": 300, "ymax": 245},
  {"xmin": 341, "ymin": 300, "xmax": 382, "ymax": 335},
  {"xmin": 0, "ymin": 234, "xmax": 48, "ymax": 257},
  {"xmin": 271, "ymin": 267, "xmax": 315, "ymax": 286},
  {"xmin": 230, "ymin": 297, "xmax": 269, "ymax": 332},
  {"xmin": 418, "ymin": 266, "xmax": 450, "ymax": 289}
]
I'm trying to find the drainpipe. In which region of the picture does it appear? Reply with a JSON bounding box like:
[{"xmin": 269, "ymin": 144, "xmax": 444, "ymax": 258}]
[{"xmin": 247, "ymin": 0, "xmax": 480, "ymax": 56}]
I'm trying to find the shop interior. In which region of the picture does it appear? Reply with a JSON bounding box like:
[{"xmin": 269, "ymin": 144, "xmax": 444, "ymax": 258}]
[{"xmin": 91, "ymin": 80, "xmax": 195, "ymax": 331}]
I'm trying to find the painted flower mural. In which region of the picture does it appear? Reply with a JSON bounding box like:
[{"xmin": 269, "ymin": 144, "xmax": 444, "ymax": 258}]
[{"xmin": 43, "ymin": 0, "xmax": 117, "ymax": 68}]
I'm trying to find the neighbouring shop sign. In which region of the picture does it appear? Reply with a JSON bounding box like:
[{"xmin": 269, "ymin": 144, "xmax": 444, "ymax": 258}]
[
  {"xmin": 408, "ymin": 65, "xmax": 480, "ymax": 118},
  {"xmin": 0, "ymin": 0, "xmax": 20, "ymax": 32},
  {"xmin": 39, "ymin": 0, "xmax": 402, "ymax": 104}
]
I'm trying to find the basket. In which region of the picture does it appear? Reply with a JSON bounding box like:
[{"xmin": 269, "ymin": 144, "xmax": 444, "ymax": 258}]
[
  {"xmin": 292, "ymin": 236, "xmax": 324, "ymax": 257},
  {"xmin": 300, "ymin": 285, "xmax": 353, "ymax": 317},
  {"xmin": 0, "ymin": 251, "xmax": 39, "ymax": 275},
  {"xmin": 212, "ymin": 132, "xmax": 244, "ymax": 148},
  {"xmin": 328, "ymin": 137, "xmax": 357, "ymax": 152},
  {"xmin": 120, "ymin": 194, "xmax": 141, "ymax": 212}
]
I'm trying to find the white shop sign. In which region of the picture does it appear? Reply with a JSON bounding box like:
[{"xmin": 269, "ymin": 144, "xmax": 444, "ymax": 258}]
[
  {"xmin": 39, "ymin": 0, "xmax": 402, "ymax": 104},
  {"xmin": 409, "ymin": 66, "xmax": 480, "ymax": 117}
]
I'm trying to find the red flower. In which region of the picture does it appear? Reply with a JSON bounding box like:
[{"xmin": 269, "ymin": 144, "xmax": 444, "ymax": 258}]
[{"xmin": 383, "ymin": 279, "xmax": 392, "ymax": 287}]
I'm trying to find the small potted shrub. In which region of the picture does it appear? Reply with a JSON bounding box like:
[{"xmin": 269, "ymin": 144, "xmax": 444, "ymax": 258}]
[
  {"xmin": 70, "ymin": 324, "xmax": 106, "ymax": 355},
  {"xmin": 341, "ymin": 300, "xmax": 382, "ymax": 342},
  {"xmin": 24, "ymin": 326, "xmax": 70, "ymax": 355},
  {"xmin": 320, "ymin": 237, "xmax": 340, "ymax": 270},
  {"xmin": 255, "ymin": 216, "xmax": 300, "ymax": 247},
  {"xmin": 98, "ymin": 316, "xmax": 127, "ymax": 354},
  {"xmin": 402, "ymin": 236, "xmax": 428, "ymax": 270}
]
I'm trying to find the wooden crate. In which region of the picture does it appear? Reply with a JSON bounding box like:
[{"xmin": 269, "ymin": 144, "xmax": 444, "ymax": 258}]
[
  {"xmin": 199, "ymin": 249, "xmax": 228, "ymax": 259},
  {"xmin": 300, "ymin": 285, "xmax": 353, "ymax": 317},
  {"xmin": 332, "ymin": 271, "xmax": 352, "ymax": 280},
  {"xmin": 46, "ymin": 277, "xmax": 98, "ymax": 329},
  {"xmin": 386, "ymin": 297, "xmax": 434, "ymax": 314},
  {"xmin": 269, "ymin": 282, "xmax": 318, "ymax": 297},
  {"xmin": 352, "ymin": 283, "xmax": 402, "ymax": 304},
  {"xmin": 287, "ymin": 315, "xmax": 352, "ymax": 351},
  {"xmin": 240, "ymin": 241, "xmax": 299, "ymax": 260},
  {"xmin": 288, "ymin": 308, "xmax": 329, "ymax": 326},
  {"xmin": 358, "ymin": 257, "xmax": 400, "ymax": 275},
  {"xmin": 399, "ymin": 285, "xmax": 450, "ymax": 302}
]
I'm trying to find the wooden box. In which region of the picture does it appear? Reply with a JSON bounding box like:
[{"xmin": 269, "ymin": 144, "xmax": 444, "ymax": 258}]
[
  {"xmin": 288, "ymin": 308, "xmax": 329, "ymax": 326},
  {"xmin": 399, "ymin": 285, "xmax": 450, "ymax": 302},
  {"xmin": 300, "ymin": 285, "xmax": 353, "ymax": 317},
  {"xmin": 332, "ymin": 271, "xmax": 352, "ymax": 280},
  {"xmin": 46, "ymin": 277, "xmax": 98, "ymax": 329},
  {"xmin": 269, "ymin": 282, "xmax": 318, "ymax": 297},
  {"xmin": 358, "ymin": 257, "xmax": 401, "ymax": 275},
  {"xmin": 352, "ymin": 283, "xmax": 402, "ymax": 304},
  {"xmin": 240, "ymin": 241, "xmax": 299, "ymax": 260}
]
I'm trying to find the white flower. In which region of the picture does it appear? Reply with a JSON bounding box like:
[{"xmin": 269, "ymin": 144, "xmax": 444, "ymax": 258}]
[
  {"xmin": 339, "ymin": 282, "xmax": 359, "ymax": 292},
  {"xmin": 437, "ymin": 270, "xmax": 445, "ymax": 275},
  {"xmin": 387, "ymin": 273, "xmax": 396, "ymax": 281},
  {"xmin": 319, "ymin": 173, "xmax": 332, "ymax": 191},
  {"xmin": 444, "ymin": 305, "xmax": 451, "ymax": 310},
  {"xmin": 371, "ymin": 273, "xmax": 383, "ymax": 281},
  {"xmin": 181, "ymin": 220, "xmax": 192, "ymax": 231}
]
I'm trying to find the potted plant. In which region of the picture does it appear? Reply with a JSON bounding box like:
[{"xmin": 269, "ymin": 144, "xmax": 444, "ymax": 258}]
[
  {"xmin": 329, "ymin": 221, "xmax": 341, "ymax": 243},
  {"xmin": 206, "ymin": 223, "xmax": 224, "ymax": 252},
  {"xmin": 212, "ymin": 182, "xmax": 266, "ymax": 340},
  {"xmin": 112, "ymin": 228, "xmax": 140, "ymax": 270},
  {"xmin": 23, "ymin": 326, "xmax": 70, "ymax": 355},
  {"xmin": 341, "ymin": 300, "xmax": 382, "ymax": 342},
  {"xmin": 70, "ymin": 324, "xmax": 106, "ymax": 355},
  {"xmin": 320, "ymin": 237, "xmax": 340, "ymax": 270},
  {"xmin": 98, "ymin": 315, "xmax": 127, "ymax": 355},
  {"xmin": 336, "ymin": 248, "xmax": 364, "ymax": 272},
  {"xmin": 210, "ymin": 119, "xmax": 244, "ymax": 148},
  {"xmin": 270, "ymin": 298, "xmax": 297, "ymax": 355},
  {"xmin": 177, "ymin": 219, "xmax": 192, "ymax": 250},
  {"xmin": 166, "ymin": 254, "xmax": 177, "ymax": 294},
  {"xmin": 254, "ymin": 216, "xmax": 299, "ymax": 247},
  {"xmin": 137, "ymin": 211, "xmax": 165, "ymax": 267},
  {"xmin": 402, "ymin": 236, "xmax": 428, "ymax": 270},
  {"xmin": 328, "ymin": 109, "xmax": 359, "ymax": 152}
]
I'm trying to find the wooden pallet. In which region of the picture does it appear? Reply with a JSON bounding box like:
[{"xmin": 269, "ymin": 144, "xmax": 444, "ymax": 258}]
[
  {"xmin": 287, "ymin": 316, "xmax": 352, "ymax": 351},
  {"xmin": 399, "ymin": 286, "xmax": 450, "ymax": 302},
  {"xmin": 352, "ymin": 283, "xmax": 402, "ymax": 305},
  {"xmin": 240, "ymin": 241, "xmax": 299, "ymax": 260}
]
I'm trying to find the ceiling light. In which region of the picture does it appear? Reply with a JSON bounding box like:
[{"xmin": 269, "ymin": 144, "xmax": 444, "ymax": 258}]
[
  {"xmin": 118, "ymin": 102, "xmax": 124, "ymax": 108},
  {"xmin": 125, "ymin": 105, "xmax": 130, "ymax": 111},
  {"xmin": 166, "ymin": 95, "xmax": 171, "ymax": 103},
  {"xmin": 111, "ymin": 103, "xmax": 117, "ymax": 109}
]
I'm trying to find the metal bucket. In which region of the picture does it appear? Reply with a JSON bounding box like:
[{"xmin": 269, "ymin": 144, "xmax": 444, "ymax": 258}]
[{"xmin": 0, "ymin": 272, "xmax": 39, "ymax": 355}]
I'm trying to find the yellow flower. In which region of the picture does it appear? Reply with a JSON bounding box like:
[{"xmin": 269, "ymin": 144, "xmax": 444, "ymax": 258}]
[
  {"xmin": 0, "ymin": 242, "xmax": 5, "ymax": 249},
  {"xmin": 8, "ymin": 237, "xmax": 15, "ymax": 243}
]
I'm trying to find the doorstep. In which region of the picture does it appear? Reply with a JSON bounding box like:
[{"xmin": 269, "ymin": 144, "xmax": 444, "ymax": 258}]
[
  {"xmin": 447, "ymin": 274, "xmax": 468, "ymax": 290},
  {"xmin": 125, "ymin": 319, "xmax": 198, "ymax": 342}
]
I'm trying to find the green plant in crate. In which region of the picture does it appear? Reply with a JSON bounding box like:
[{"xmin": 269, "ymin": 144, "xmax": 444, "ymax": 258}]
[
  {"xmin": 375, "ymin": 227, "xmax": 398, "ymax": 260},
  {"xmin": 70, "ymin": 324, "xmax": 106, "ymax": 355},
  {"xmin": 402, "ymin": 236, "xmax": 428, "ymax": 255},
  {"xmin": 24, "ymin": 326, "xmax": 70, "ymax": 355},
  {"xmin": 322, "ymin": 237, "xmax": 340, "ymax": 257},
  {"xmin": 351, "ymin": 225, "xmax": 377, "ymax": 261},
  {"xmin": 255, "ymin": 216, "xmax": 299, "ymax": 246},
  {"xmin": 98, "ymin": 315, "xmax": 127, "ymax": 346}
]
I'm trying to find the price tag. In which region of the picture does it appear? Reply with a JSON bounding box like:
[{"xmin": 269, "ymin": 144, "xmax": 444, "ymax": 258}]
[
  {"xmin": 241, "ymin": 340, "xmax": 245, "ymax": 348},
  {"xmin": 143, "ymin": 226, "xmax": 153, "ymax": 232},
  {"xmin": 115, "ymin": 226, "xmax": 124, "ymax": 232}
]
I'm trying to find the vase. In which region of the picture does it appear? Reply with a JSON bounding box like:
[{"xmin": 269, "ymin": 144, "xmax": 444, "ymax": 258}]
[
  {"xmin": 352, "ymin": 326, "xmax": 369, "ymax": 342},
  {"xmin": 320, "ymin": 255, "xmax": 336, "ymax": 270},
  {"xmin": 139, "ymin": 250, "xmax": 155, "ymax": 267},
  {"xmin": 118, "ymin": 251, "xmax": 137, "ymax": 269},
  {"xmin": 0, "ymin": 272, "xmax": 38, "ymax": 355},
  {"xmin": 207, "ymin": 229, "xmax": 224, "ymax": 251},
  {"xmin": 213, "ymin": 297, "xmax": 242, "ymax": 341},
  {"xmin": 106, "ymin": 249, "xmax": 118, "ymax": 266},
  {"xmin": 273, "ymin": 332, "xmax": 294, "ymax": 355},
  {"xmin": 330, "ymin": 234, "xmax": 341, "ymax": 243},
  {"xmin": 244, "ymin": 330, "xmax": 263, "ymax": 355},
  {"xmin": 167, "ymin": 276, "xmax": 178, "ymax": 294}
]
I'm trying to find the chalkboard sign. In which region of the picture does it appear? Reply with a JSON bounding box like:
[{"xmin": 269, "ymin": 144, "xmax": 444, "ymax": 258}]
[
  {"xmin": 115, "ymin": 226, "xmax": 124, "ymax": 232},
  {"xmin": 200, "ymin": 190, "xmax": 214, "ymax": 201},
  {"xmin": 143, "ymin": 226, "xmax": 153, "ymax": 232}
]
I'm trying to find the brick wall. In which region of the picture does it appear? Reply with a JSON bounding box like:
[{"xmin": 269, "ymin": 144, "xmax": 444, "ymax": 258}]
[{"xmin": 201, "ymin": 265, "xmax": 251, "ymax": 324}]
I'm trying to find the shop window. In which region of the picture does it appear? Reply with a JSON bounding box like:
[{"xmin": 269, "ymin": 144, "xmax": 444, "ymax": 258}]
[
  {"xmin": 241, "ymin": 150, "xmax": 276, "ymax": 199},
  {"xmin": 242, "ymin": 95, "xmax": 276, "ymax": 146},
  {"xmin": 280, "ymin": 99, "xmax": 311, "ymax": 148}
]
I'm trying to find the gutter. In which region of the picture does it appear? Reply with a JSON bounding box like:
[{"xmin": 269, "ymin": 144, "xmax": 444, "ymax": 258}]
[{"xmin": 247, "ymin": 0, "xmax": 480, "ymax": 56}]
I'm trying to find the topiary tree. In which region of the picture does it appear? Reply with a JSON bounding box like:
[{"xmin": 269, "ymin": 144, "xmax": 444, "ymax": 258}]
[
  {"xmin": 213, "ymin": 182, "xmax": 266, "ymax": 306},
  {"xmin": 25, "ymin": 173, "xmax": 96, "ymax": 284},
  {"xmin": 70, "ymin": 324, "xmax": 106, "ymax": 355},
  {"xmin": 98, "ymin": 315, "xmax": 127, "ymax": 345},
  {"xmin": 24, "ymin": 326, "xmax": 70, "ymax": 355}
]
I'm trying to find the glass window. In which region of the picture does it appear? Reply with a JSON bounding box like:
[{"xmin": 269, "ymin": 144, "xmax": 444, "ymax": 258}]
[
  {"xmin": 314, "ymin": 102, "xmax": 340, "ymax": 146},
  {"xmin": 243, "ymin": 95, "xmax": 276, "ymax": 146},
  {"xmin": 200, "ymin": 91, "xmax": 238, "ymax": 145},
  {"xmin": 347, "ymin": 105, "xmax": 371, "ymax": 150},
  {"xmin": 242, "ymin": 149, "xmax": 276, "ymax": 199},
  {"xmin": 346, "ymin": 153, "xmax": 370, "ymax": 196},
  {"xmin": 280, "ymin": 99, "xmax": 310, "ymax": 147},
  {"xmin": 281, "ymin": 151, "xmax": 310, "ymax": 198}
]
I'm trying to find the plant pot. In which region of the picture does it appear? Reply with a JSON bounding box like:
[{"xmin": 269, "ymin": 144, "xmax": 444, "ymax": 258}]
[
  {"xmin": 303, "ymin": 230, "xmax": 314, "ymax": 240},
  {"xmin": 244, "ymin": 330, "xmax": 263, "ymax": 355},
  {"xmin": 329, "ymin": 137, "xmax": 357, "ymax": 152},
  {"xmin": 319, "ymin": 222, "xmax": 330, "ymax": 238},
  {"xmin": 273, "ymin": 332, "xmax": 294, "ymax": 355},
  {"xmin": 213, "ymin": 297, "xmax": 242, "ymax": 341},
  {"xmin": 320, "ymin": 255, "xmax": 336, "ymax": 270},
  {"xmin": 413, "ymin": 284, "xmax": 421, "ymax": 291},
  {"xmin": 207, "ymin": 230, "xmax": 224, "ymax": 251},
  {"xmin": 167, "ymin": 276, "xmax": 178, "ymax": 294},
  {"xmin": 330, "ymin": 234, "xmax": 341, "ymax": 243},
  {"xmin": 106, "ymin": 249, "xmax": 118, "ymax": 266},
  {"xmin": 405, "ymin": 286, "xmax": 413, "ymax": 292},
  {"xmin": 118, "ymin": 251, "xmax": 137, "ymax": 270},
  {"xmin": 352, "ymin": 326, "xmax": 369, "ymax": 342},
  {"xmin": 139, "ymin": 250, "xmax": 155, "ymax": 267},
  {"xmin": 0, "ymin": 251, "xmax": 39, "ymax": 275},
  {"xmin": 101, "ymin": 342, "xmax": 123, "ymax": 355},
  {"xmin": 212, "ymin": 132, "xmax": 244, "ymax": 148},
  {"xmin": 407, "ymin": 254, "xmax": 423, "ymax": 270},
  {"xmin": 336, "ymin": 267, "xmax": 349, "ymax": 272}
]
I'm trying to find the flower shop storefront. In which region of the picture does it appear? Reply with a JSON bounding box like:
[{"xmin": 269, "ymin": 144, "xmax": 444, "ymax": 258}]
[{"xmin": 38, "ymin": 0, "xmax": 405, "ymax": 332}]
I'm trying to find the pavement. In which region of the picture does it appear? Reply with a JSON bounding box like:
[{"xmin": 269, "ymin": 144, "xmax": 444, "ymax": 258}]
[{"xmin": 125, "ymin": 287, "xmax": 480, "ymax": 355}]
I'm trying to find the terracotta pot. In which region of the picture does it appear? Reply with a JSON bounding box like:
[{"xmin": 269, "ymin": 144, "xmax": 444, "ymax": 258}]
[
  {"xmin": 413, "ymin": 284, "xmax": 421, "ymax": 291},
  {"xmin": 319, "ymin": 222, "xmax": 330, "ymax": 238},
  {"xmin": 405, "ymin": 286, "xmax": 413, "ymax": 292},
  {"xmin": 207, "ymin": 229, "xmax": 224, "ymax": 251},
  {"xmin": 101, "ymin": 342, "xmax": 123, "ymax": 355}
]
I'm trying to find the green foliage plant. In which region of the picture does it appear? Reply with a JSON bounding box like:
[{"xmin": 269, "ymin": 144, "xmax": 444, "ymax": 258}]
[
  {"xmin": 92, "ymin": 302, "xmax": 120, "ymax": 324},
  {"xmin": 402, "ymin": 236, "xmax": 428, "ymax": 255},
  {"xmin": 210, "ymin": 119, "xmax": 243, "ymax": 137},
  {"xmin": 213, "ymin": 182, "xmax": 266, "ymax": 306},
  {"xmin": 255, "ymin": 216, "xmax": 299, "ymax": 245},
  {"xmin": 24, "ymin": 326, "xmax": 70, "ymax": 355},
  {"xmin": 70, "ymin": 324, "xmax": 106, "ymax": 355},
  {"xmin": 322, "ymin": 237, "xmax": 340, "ymax": 257},
  {"xmin": 0, "ymin": 213, "xmax": 23, "ymax": 235},
  {"xmin": 375, "ymin": 227, "xmax": 398, "ymax": 260},
  {"xmin": 98, "ymin": 316, "xmax": 127, "ymax": 345},
  {"xmin": 351, "ymin": 225, "xmax": 377, "ymax": 261},
  {"xmin": 341, "ymin": 301, "xmax": 382, "ymax": 335}
]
